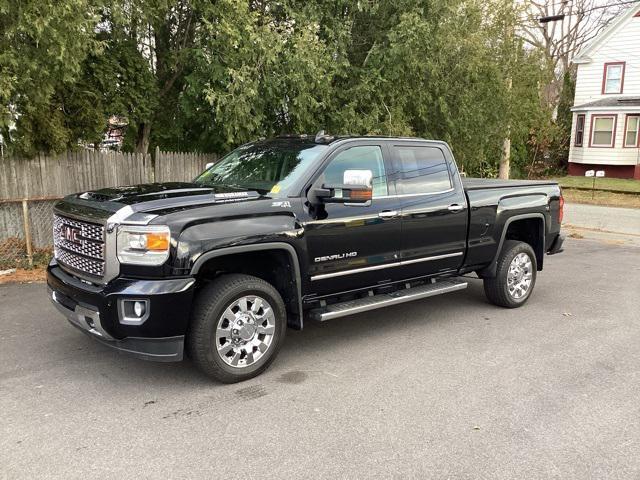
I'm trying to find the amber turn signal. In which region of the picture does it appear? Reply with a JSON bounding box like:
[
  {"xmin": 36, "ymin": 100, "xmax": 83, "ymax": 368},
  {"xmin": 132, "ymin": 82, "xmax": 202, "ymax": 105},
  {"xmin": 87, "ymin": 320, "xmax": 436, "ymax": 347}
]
[
  {"xmin": 349, "ymin": 189, "xmax": 373, "ymax": 201},
  {"xmin": 146, "ymin": 232, "xmax": 170, "ymax": 251}
]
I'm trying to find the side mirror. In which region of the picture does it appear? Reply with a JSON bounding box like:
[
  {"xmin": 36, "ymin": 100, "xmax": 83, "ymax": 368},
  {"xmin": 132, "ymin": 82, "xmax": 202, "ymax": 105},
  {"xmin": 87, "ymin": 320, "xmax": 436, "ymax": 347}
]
[
  {"xmin": 313, "ymin": 169, "xmax": 373, "ymax": 205},
  {"xmin": 343, "ymin": 169, "xmax": 373, "ymax": 187},
  {"xmin": 205, "ymin": 162, "xmax": 214, "ymax": 170}
]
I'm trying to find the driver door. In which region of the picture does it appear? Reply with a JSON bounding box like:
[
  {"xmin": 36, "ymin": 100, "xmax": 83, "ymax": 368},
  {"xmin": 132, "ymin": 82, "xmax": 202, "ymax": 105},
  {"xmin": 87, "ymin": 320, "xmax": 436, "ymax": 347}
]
[{"xmin": 303, "ymin": 142, "xmax": 402, "ymax": 296}]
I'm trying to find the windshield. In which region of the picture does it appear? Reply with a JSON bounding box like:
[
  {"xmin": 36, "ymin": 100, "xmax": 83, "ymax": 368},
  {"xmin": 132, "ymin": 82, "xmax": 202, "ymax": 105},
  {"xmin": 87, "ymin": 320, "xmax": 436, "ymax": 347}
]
[{"xmin": 195, "ymin": 142, "xmax": 328, "ymax": 196}]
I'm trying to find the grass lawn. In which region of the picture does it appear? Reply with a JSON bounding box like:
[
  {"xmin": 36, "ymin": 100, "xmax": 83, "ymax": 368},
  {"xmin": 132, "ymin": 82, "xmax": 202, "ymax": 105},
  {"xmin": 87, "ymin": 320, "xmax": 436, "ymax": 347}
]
[
  {"xmin": 562, "ymin": 188, "xmax": 640, "ymax": 209},
  {"xmin": 554, "ymin": 175, "xmax": 640, "ymax": 193}
]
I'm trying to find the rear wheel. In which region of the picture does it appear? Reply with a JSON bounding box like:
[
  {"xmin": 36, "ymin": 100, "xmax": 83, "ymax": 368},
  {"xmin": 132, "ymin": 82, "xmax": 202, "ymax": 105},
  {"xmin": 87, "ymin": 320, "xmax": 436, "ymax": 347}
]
[
  {"xmin": 483, "ymin": 240, "xmax": 537, "ymax": 308},
  {"xmin": 188, "ymin": 274, "xmax": 287, "ymax": 383}
]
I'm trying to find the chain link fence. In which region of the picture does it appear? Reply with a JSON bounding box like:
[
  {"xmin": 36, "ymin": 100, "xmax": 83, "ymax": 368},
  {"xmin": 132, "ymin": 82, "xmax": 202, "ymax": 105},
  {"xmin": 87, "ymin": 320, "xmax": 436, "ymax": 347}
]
[{"xmin": 0, "ymin": 198, "xmax": 59, "ymax": 271}]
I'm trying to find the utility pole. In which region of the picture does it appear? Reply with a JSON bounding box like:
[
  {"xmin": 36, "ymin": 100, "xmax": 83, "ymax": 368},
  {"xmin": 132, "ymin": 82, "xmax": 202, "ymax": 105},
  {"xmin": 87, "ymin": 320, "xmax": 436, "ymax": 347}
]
[
  {"xmin": 498, "ymin": 75, "xmax": 512, "ymax": 179},
  {"xmin": 499, "ymin": 3, "xmax": 515, "ymax": 179}
]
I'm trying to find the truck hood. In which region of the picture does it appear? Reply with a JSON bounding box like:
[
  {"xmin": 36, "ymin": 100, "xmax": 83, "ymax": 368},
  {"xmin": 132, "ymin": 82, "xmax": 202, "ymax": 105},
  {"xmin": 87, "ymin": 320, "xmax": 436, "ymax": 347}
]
[
  {"xmin": 56, "ymin": 182, "xmax": 267, "ymax": 223},
  {"xmin": 77, "ymin": 182, "xmax": 218, "ymax": 204}
]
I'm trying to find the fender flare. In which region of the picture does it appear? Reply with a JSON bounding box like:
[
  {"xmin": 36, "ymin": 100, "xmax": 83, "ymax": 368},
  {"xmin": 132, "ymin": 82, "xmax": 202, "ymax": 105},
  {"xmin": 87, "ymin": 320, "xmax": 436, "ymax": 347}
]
[
  {"xmin": 480, "ymin": 213, "xmax": 546, "ymax": 278},
  {"xmin": 190, "ymin": 242, "xmax": 304, "ymax": 329}
]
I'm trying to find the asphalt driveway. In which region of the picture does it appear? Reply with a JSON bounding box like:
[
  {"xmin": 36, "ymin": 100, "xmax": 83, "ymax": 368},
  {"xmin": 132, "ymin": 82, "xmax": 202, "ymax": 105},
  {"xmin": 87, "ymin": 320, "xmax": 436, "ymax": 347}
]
[{"xmin": 1, "ymin": 238, "xmax": 639, "ymax": 479}]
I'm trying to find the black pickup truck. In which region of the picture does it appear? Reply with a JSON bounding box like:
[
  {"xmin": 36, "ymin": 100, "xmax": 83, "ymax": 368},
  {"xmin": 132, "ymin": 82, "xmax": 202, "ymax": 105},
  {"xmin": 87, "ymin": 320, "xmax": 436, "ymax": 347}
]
[{"xmin": 48, "ymin": 133, "xmax": 565, "ymax": 382}]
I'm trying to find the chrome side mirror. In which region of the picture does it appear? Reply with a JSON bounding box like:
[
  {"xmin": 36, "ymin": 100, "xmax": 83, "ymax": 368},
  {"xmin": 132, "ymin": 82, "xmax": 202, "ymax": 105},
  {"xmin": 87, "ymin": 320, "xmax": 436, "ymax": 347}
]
[
  {"xmin": 343, "ymin": 169, "xmax": 373, "ymax": 188},
  {"xmin": 312, "ymin": 169, "xmax": 374, "ymax": 205}
]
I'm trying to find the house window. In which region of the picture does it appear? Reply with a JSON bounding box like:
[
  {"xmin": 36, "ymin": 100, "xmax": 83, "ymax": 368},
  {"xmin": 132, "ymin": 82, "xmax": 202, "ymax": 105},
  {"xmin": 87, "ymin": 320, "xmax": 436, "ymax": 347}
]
[
  {"xmin": 575, "ymin": 114, "xmax": 585, "ymax": 146},
  {"xmin": 590, "ymin": 115, "xmax": 617, "ymax": 148},
  {"xmin": 624, "ymin": 115, "xmax": 639, "ymax": 147},
  {"xmin": 602, "ymin": 62, "xmax": 625, "ymax": 94}
]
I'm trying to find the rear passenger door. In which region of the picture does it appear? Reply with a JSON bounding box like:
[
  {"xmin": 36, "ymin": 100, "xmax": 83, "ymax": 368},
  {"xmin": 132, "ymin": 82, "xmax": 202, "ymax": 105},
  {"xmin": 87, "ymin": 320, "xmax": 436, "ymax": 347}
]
[{"xmin": 390, "ymin": 142, "xmax": 468, "ymax": 278}]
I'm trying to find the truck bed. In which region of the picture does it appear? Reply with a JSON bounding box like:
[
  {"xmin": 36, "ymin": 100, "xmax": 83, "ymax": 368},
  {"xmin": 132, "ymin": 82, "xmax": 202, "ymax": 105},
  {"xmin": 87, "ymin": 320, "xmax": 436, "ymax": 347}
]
[{"xmin": 462, "ymin": 177, "xmax": 558, "ymax": 190}]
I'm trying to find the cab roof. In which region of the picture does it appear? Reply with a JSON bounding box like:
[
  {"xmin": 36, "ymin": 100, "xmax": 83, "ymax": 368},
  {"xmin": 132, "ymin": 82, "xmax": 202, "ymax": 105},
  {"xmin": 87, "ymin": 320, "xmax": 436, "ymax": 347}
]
[{"xmin": 274, "ymin": 132, "xmax": 430, "ymax": 145}]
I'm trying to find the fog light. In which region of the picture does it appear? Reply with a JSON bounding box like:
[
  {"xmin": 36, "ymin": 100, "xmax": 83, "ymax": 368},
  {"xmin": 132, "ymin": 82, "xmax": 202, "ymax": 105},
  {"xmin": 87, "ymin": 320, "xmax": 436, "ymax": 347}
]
[
  {"xmin": 119, "ymin": 299, "xmax": 150, "ymax": 325},
  {"xmin": 134, "ymin": 301, "xmax": 145, "ymax": 317}
]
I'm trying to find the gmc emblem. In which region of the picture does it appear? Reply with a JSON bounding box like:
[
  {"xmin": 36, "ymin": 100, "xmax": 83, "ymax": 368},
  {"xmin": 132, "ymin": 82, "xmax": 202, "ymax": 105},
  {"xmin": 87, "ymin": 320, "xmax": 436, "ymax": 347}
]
[{"xmin": 62, "ymin": 225, "xmax": 81, "ymax": 244}]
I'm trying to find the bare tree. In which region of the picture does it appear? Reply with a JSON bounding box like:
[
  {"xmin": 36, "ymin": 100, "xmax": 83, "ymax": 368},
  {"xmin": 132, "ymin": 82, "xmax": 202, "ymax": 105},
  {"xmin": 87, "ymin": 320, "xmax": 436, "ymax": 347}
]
[{"xmin": 517, "ymin": 0, "xmax": 624, "ymax": 106}]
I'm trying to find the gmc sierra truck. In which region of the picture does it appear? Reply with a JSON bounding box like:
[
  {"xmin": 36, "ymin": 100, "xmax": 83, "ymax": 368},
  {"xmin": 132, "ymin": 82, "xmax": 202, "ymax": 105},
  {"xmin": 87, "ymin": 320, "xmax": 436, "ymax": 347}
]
[{"xmin": 48, "ymin": 133, "xmax": 565, "ymax": 383}]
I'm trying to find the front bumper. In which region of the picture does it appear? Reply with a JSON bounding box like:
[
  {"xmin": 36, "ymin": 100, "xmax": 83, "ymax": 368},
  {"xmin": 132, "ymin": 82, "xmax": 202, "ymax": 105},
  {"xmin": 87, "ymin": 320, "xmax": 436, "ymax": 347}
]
[{"xmin": 47, "ymin": 260, "xmax": 195, "ymax": 362}]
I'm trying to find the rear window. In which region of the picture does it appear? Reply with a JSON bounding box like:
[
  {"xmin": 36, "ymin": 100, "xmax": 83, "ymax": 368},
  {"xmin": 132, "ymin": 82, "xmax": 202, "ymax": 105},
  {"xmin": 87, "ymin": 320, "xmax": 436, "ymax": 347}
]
[{"xmin": 393, "ymin": 146, "xmax": 452, "ymax": 195}]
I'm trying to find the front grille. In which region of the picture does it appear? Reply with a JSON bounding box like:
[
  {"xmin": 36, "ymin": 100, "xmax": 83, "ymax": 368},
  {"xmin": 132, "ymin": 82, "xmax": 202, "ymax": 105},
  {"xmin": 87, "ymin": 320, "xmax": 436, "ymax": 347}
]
[{"xmin": 53, "ymin": 215, "xmax": 105, "ymax": 277}]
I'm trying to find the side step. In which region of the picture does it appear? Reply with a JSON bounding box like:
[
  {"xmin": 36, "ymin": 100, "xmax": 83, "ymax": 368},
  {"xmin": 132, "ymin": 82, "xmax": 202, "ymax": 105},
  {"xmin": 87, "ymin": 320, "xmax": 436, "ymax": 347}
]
[{"xmin": 309, "ymin": 278, "xmax": 468, "ymax": 322}]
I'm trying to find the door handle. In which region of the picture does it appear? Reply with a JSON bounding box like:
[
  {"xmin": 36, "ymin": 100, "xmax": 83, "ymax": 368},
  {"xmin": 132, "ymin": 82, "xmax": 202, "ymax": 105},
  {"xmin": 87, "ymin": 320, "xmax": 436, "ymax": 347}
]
[
  {"xmin": 447, "ymin": 204, "xmax": 464, "ymax": 212},
  {"xmin": 378, "ymin": 210, "xmax": 399, "ymax": 219}
]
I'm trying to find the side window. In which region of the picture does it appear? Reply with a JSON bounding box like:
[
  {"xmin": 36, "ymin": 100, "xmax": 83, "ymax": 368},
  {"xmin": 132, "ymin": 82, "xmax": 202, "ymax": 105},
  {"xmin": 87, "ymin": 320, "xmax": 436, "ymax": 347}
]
[
  {"xmin": 394, "ymin": 146, "xmax": 452, "ymax": 195},
  {"xmin": 575, "ymin": 114, "xmax": 585, "ymax": 146},
  {"xmin": 322, "ymin": 145, "xmax": 388, "ymax": 197}
]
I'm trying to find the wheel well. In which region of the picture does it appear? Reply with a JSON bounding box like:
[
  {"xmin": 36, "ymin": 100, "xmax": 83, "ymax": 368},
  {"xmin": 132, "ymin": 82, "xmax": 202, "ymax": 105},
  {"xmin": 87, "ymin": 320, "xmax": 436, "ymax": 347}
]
[
  {"xmin": 504, "ymin": 218, "xmax": 544, "ymax": 270},
  {"xmin": 194, "ymin": 249, "xmax": 302, "ymax": 329}
]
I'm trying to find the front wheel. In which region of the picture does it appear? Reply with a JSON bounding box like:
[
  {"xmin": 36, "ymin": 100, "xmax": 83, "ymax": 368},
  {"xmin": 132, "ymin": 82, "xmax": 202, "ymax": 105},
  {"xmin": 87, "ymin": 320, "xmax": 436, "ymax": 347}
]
[
  {"xmin": 187, "ymin": 274, "xmax": 287, "ymax": 383},
  {"xmin": 483, "ymin": 240, "xmax": 537, "ymax": 308}
]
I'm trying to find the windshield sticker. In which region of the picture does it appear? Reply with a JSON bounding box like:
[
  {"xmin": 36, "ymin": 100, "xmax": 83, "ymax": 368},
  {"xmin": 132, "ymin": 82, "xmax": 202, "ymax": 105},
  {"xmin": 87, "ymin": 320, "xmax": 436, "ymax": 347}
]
[{"xmin": 270, "ymin": 184, "xmax": 281, "ymax": 194}]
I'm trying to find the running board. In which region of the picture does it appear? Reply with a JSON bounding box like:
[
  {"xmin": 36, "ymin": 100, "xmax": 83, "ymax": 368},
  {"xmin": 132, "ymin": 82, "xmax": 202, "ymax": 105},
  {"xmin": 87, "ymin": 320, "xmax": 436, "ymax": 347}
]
[{"xmin": 309, "ymin": 278, "xmax": 468, "ymax": 322}]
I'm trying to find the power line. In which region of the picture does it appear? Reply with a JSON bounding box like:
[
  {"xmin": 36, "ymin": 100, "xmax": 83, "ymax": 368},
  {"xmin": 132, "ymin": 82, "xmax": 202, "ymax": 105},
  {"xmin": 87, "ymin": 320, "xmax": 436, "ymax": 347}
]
[{"xmin": 539, "ymin": 0, "xmax": 639, "ymax": 22}]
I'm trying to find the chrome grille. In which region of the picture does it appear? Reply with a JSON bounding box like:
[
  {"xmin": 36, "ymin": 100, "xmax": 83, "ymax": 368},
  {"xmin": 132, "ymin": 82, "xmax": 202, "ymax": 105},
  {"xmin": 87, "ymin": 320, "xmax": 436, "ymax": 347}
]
[{"xmin": 53, "ymin": 215, "xmax": 105, "ymax": 277}]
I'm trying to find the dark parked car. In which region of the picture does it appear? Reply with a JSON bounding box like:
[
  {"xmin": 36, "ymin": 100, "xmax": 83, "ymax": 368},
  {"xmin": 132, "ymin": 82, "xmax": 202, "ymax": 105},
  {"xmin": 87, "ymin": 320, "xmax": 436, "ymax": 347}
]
[{"xmin": 48, "ymin": 133, "xmax": 565, "ymax": 382}]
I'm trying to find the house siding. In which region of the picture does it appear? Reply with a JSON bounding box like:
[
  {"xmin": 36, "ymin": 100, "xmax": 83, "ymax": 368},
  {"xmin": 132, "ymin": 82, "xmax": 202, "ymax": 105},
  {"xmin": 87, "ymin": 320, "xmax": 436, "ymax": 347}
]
[
  {"xmin": 574, "ymin": 17, "xmax": 640, "ymax": 105},
  {"xmin": 569, "ymin": 9, "xmax": 640, "ymax": 179},
  {"xmin": 569, "ymin": 113, "xmax": 640, "ymax": 166}
]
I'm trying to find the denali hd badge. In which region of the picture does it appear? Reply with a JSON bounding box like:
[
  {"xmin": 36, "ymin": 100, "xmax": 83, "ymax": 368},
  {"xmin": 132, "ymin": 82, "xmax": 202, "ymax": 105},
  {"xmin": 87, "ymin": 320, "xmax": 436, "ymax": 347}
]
[{"xmin": 314, "ymin": 252, "xmax": 357, "ymax": 263}]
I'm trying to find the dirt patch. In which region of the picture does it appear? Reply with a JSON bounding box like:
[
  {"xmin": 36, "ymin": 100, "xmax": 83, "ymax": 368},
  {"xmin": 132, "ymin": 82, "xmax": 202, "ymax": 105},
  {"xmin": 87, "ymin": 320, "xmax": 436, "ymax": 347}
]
[{"xmin": 0, "ymin": 267, "xmax": 47, "ymax": 285}]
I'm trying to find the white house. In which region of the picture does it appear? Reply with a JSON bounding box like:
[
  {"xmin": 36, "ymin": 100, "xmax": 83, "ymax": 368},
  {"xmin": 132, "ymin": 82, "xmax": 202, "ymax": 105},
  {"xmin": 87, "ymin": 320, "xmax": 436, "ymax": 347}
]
[{"xmin": 569, "ymin": 4, "xmax": 640, "ymax": 179}]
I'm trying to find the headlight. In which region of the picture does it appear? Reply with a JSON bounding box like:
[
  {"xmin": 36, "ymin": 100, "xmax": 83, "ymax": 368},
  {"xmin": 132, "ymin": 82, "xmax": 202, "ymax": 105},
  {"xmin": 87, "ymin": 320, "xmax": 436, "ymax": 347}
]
[{"xmin": 117, "ymin": 225, "xmax": 171, "ymax": 266}]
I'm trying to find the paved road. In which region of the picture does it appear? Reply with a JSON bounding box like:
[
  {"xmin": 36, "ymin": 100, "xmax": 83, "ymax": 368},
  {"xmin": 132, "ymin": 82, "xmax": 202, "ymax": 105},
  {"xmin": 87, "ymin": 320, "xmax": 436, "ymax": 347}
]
[
  {"xmin": 564, "ymin": 203, "xmax": 640, "ymax": 236},
  {"xmin": 2, "ymin": 239, "xmax": 640, "ymax": 479}
]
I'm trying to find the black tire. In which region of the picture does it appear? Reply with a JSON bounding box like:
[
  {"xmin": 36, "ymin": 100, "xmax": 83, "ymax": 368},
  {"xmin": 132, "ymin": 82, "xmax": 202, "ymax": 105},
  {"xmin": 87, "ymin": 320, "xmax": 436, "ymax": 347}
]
[
  {"xmin": 483, "ymin": 240, "xmax": 537, "ymax": 308},
  {"xmin": 187, "ymin": 274, "xmax": 287, "ymax": 383}
]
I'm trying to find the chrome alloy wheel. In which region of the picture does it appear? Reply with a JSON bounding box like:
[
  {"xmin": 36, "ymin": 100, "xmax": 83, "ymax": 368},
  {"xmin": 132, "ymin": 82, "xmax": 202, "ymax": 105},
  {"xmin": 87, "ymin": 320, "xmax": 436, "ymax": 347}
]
[
  {"xmin": 507, "ymin": 252, "xmax": 533, "ymax": 300},
  {"xmin": 215, "ymin": 295, "xmax": 276, "ymax": 368}
]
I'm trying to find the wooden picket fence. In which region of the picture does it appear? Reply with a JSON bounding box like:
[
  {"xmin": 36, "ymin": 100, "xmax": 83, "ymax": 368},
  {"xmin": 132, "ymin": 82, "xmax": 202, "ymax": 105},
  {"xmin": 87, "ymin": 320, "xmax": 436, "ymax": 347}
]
[
  {"xmin": 0, "ymin": 147, "xmax": 217, "ymax": 201},
  {"xmin": 0, "ymin": 148, "xmax": 217, "ymax": 269}
]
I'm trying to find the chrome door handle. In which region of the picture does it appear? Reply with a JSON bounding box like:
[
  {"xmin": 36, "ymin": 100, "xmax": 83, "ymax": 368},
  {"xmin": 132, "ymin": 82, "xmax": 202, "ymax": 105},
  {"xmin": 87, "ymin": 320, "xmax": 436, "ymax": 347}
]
[
  {"xmin": 447, "ymin": 204, "xmax": 464, "ymax": 212},
  {"xmin": 378, "ymin": 210, "xmax": 399, "ymax": 219}
]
